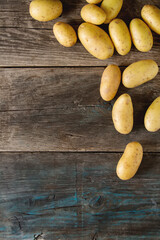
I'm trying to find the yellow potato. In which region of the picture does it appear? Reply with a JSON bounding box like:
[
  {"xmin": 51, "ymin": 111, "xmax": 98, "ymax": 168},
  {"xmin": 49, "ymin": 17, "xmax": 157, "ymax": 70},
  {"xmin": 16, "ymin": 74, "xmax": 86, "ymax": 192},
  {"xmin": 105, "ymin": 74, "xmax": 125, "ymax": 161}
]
[
  {"xmin": 81, "ymin": 4, "xmax": 106, "ymax": 25},
  {"xmin": 122, "ymin": 60, "xmax": 159, "ymax": 88},
  {"xmin": 86, "ymin": 0, "xmax": 102, "ymax": 4},
  {"xmin": 141, "ymin": 5, "xmax": 160, "ymax": 35},
  {"xmin": 101, "ymin": 0, "xmax": 123, "ymax": 24},
  {"xmin": 53, "ymin": 22, "xmax": 77, "ymax": 47},
  {"xmin": 109, "ymin": 19, "xmax": 132, "ymax": 55},
  {"xmin": 144, "ymin": 97, "xmax": 160, "ymax": 132},
  {"xmin": 112, "ymin": 94, "xmax": 133, "ymax": 134},
  {"xmin": 100, "ymin": 65, "xmax": 121, "ymax": 101},
  {"xmin": 78, "ymin": 23, "xmax": 114, "ymax": 60},
  {"xmin": 130, "ymin": 18, "xmax": 153, "ymax": 52},
  {"xmin": 116, "ymin": 142, "xmax": 143, "ymax": 180},
  {"xmin": 29, "ymin": 0, "xmax": 63, "ymax": 22}
]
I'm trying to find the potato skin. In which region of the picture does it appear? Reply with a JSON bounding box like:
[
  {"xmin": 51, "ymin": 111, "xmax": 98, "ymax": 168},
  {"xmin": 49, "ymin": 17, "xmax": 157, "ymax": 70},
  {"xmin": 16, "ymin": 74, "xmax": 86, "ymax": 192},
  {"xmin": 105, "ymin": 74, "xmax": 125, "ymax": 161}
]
[
  {"xmin": 86, "ymin": 0, "xmax": 102, "ymax": 4},
  {"xmin": 109, "ymin": 19, "xmax": 131, "ymax": 55},
  {"xmin": 130, "ymin": 18, "xmax": 153, "ymax": 52},
  {"xmin": 116, "ymin": 142, "xmax": 143, "ymax": 180},
  {"xmin": 81, "ymin": 4, "xmax": 106, "ymax": 25},
  {"xmin": 144, "ymin": 97, "xmax": 160, "ymax": 132},
  {"xmin": 78, "ymin": 23, "xmax": 114, "ymax": 60},
  {"xmin": 122, "ymin": 60, "xmax": 159, "ymax": 88},
  {"xmin": 29, "ymin": 0, "xmax": 63, "ymax": 22},
  {"xmin": 101, "ymin": 0, "xmax": 123, "ymax": 24},
  {"xmin": 112, "ymin": 94, "xmax": 133, "ymax": 134},
  {"xmin": 100, "ymin": 65, "xmax": 121, "ymax": 101},
  {"xmin": 141, "ymin": 5, "xmax": 160, "ymax": 35},
  {"xmin": 53, "ymin": 22, "xmax": 77, "ymax": 47}
]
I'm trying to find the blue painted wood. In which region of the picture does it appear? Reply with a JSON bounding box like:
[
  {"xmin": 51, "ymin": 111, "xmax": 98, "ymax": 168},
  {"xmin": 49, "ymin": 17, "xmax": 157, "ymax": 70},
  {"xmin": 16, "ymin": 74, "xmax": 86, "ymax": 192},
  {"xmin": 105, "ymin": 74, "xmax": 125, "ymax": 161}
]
[{"xmin": 0, "ymin": 153, "xmax": 159, "ymax": 239}]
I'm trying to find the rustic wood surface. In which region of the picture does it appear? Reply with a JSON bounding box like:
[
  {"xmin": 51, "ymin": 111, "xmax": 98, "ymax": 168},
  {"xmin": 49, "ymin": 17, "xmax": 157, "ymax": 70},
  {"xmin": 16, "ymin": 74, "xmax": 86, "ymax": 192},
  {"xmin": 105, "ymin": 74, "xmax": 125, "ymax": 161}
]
[
  {"xmin": 0, "ymin": 152, "xmax": 160, "ymax": 240},
  {"xmin": 0, "ymin": 0, "xmax": 160, "ymax": 66},
  {"xmin": 0, "ymin": 0, "xmax": 160, "ymax": 239},
  {"xmin": 0, "ymin": 67, "xmax": 159, "ymax": 152}
]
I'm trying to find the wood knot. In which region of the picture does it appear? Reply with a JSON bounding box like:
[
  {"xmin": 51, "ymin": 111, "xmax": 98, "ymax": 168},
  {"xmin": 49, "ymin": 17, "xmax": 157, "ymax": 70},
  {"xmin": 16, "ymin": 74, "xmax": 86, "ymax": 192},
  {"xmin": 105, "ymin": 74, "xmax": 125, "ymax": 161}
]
[
  {"xmin": 34, "ymin": 233, "xmax": 44, "ymax": 240},
  {"xmin": 89, "ymin": 195, "xmax": 104, "ymax": 210}
]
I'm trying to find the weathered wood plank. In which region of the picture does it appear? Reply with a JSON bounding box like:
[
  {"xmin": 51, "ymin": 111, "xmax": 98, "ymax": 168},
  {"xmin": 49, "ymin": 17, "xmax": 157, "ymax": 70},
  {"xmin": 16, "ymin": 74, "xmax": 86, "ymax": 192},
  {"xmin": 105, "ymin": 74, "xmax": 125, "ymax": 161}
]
[
  {"xmin": 0, "ymin": 28, "xmax": 159, "ymax": 67},
  {"xmin": 0, "ymin": 0, "xmax": 160, "ymax": 29},
  {"xmin": 0, "ymin": 152, "xmax": 160, "ymax": 240},
  {"xmin": 0, "ymin": 68, "xmax": 159, "ymax": 152},
  {"xmin": 0, "ymin": 0, "xmax": 160, "ymax": 66}
]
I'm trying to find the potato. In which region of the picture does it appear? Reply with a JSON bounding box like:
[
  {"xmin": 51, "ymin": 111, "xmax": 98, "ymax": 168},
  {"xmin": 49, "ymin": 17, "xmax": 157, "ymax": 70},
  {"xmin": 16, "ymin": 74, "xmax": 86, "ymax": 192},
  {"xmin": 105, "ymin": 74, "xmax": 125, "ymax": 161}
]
[
  {"xmin": 81, "ymin": 4, "xmax": 106, "ymax": 25},
  {"xmin": 53, "ymin": 22, "xmax": 77, "ymax": 47},
  {"xmin": 101, "ymin": 0, "xmax": 123, "ymax": 24},
  {"xmin": 122, "ymin": 60, "xmax": 159, "ymax": 88},
  {"xmin": 130, "ymin": 18, "xmax": 153, "ymax": 52},
  {"xmin": 29, "ymin": 0, "xmax": 63, "ymax": 22},
  {"xmin": 112, "ymin": 94, "xmax": 133, "ymax": 134},
  {"xmin": 86, "ymin": 0, "xmax": 102, "ymax": 4},
  {"xmin": 141, "ymin": 5, "xmax": 160, "ymax": 35},
  {"xmin": 100, "ymin": 65, "xmax": 121, "ymax": 101},
  {"xmin": 116, "ymin": 142, "xmax": 143, "ymax": 180},
  {"xmin": 78, "ymin": 23, "xmax": 114, "ymax": 60},
  {"xmin": 109, "ymin": 19, "xmax": 132, "ymax": 55},
  {"xmin": 144, "ymin": 97, "xmax": 160, "ymax": 132}
]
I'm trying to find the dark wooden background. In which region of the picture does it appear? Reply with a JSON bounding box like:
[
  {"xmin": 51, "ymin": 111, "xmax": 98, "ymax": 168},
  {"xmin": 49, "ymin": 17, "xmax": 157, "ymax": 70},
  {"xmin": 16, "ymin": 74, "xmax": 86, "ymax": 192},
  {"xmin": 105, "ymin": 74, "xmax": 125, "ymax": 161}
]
[{"xmin": 0, "ymin": 0, "xmax": 160, "ymax": 239}]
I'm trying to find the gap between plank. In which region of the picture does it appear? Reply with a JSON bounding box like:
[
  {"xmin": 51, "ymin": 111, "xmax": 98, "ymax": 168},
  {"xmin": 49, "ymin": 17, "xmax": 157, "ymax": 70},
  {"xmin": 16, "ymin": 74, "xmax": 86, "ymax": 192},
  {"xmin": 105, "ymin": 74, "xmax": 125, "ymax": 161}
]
[
  {"xmin": 0, "ymin": 151, "xmax": 159, "ymax": 154},
  {"xmin": 0, "ymin": 65, "xmax": 159, "ymax": 68},
  {"xmin": 0, "ymin": 66, "xmax": 126, "ymax": 68}
]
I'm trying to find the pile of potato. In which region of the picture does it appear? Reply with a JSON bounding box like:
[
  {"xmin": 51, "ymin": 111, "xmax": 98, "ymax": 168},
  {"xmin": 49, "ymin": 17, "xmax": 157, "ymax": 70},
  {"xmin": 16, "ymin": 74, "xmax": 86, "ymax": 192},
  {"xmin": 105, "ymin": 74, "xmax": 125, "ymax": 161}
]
[{"xmin": 29, "ymin": 0, "xmax": 160, "ymax": 181}]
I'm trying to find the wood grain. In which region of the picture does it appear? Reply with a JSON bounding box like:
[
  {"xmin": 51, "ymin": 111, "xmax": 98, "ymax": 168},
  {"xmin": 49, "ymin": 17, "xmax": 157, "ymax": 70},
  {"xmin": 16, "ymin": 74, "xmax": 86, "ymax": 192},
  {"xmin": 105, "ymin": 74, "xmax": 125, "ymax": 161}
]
[
  {"xmin": 0, "ymin": 0, "xmax": 160, "ymax": 67},
  {"xmin": 0, "ymin": 67, "xmax": 159, "ymax": 152},
  {"xmin": 0, "ymin": 152, "xmax": 160, "ymax": 240},
  {"xmin": 1, "ymin": 0, "xmax": 160, "ymax": 29},
  {"xmin": 0, "ymin": 0, "xmax": 160, "ymax": 239}
]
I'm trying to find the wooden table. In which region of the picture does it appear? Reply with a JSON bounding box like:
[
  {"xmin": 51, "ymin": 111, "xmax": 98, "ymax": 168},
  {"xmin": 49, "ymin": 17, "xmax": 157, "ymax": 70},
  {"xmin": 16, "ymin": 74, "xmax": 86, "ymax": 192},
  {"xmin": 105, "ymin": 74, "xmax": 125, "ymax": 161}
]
[{"xmin": 0, "ymin": 0, "xmax": 160, "ymax": 239}]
